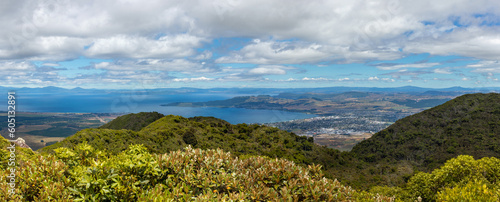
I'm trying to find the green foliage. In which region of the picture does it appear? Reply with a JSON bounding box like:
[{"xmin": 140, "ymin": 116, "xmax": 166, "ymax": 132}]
[
  {"xmin": 0, "ymin": 136, "xmax": 36, "ymax": 170},
  {"xmin": 41, "ymin": 114, "xmax": 351, "ymax": 184},
  {"xmin": 350, "ymin": 93, "xmax": 500, "ymax": 188},
  {"xmin": 369, "ymin": 186, "xmax": 405, "ymax": 199},
  {"xmin": 436, "ymin": 179, "xmax": 499, "ymax": 201},
  {"xmin": 0, "ymin": 155, "xmax": 72, "ymax": 201},
  {"xmin": 405, "ymin": 155, "xmax": 500, "ymax": 201},
  {"xmin": 1, "ymin": 143, "xmax": 393, "ymax": 201},
  {"xmin": 43, "ymin": 129, "xmax": 142, "ymax": 154},
  {"xmin": 0, "ymin": 136, "xmax": 9, "ymax": 170},
  {"xmin": 98, "ymin": 112, "xmax": 164, "ymax": 131},
  {"xmin": 182, "ymin": 128, "xmax": 198, "ymax": 146}
]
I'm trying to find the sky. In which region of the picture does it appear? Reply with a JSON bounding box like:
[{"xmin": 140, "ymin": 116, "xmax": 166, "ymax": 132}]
[{"xmin": 1, "ymin": 0, "xmax": 500, "ymax": 89}]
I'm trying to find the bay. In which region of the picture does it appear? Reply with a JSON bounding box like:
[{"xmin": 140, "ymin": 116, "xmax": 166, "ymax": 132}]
[{"xmin": 5, "ymin": 92, "xmax": 315, "ymax": 124}]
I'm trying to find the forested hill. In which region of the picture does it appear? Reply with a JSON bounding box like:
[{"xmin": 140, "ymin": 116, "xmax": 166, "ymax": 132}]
[
  {"xmin": 352, "ymin": 93, "xmax": 500, "ymax": 171},
  {"xmin": 98, "ymin": 111, "xmax": 164, "ymax": 131},
  {"xmin": 40, "ymin": 114, "xmax": 353, "ymax": 180}
]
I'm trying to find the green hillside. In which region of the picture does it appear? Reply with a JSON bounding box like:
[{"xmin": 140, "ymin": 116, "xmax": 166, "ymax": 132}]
[
  {"xmin": 98, "ymin": 112, "xmax": 164, "ymax": 131},
  {"xmin": 346, "ymin": 93, "xmax": 500, "ymax": 188},
  {"xmin": 41, "ymin": 115, "xmax": 355, "ymax": 181},
  {"xmin": 0, "ymin": 136, "xmax": 35, "ymax": 170}
]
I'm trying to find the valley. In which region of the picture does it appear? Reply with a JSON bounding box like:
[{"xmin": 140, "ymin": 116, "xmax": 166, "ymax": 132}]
[
  {"xmin": 167, "ymin": 91, "xmax": 461, "ymax": 151},
  {"xmin": 164, "ymin": 91, "xmax": 454, "ymax": 116},
  {"xmin": 0, "ymin": 112, "xmax": 122, "ymax": 150}
]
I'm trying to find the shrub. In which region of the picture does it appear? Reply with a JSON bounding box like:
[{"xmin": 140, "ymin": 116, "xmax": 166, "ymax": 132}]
[
  {"xmin": 436, "ymin": 179, "xmax": 499, "ymax": 201},
  {"xmin": 1, "ymin": 143, "xmax": 393, "ymax": 201},
  {"xmin": 405, "ymin": 155, "xmax": 500, "ymax": 201}
]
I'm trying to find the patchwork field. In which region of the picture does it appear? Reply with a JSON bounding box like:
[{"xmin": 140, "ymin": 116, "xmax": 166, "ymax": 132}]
[{"xmin": 0, "ymin": 112, "xmax": 121, "ymax": 150}]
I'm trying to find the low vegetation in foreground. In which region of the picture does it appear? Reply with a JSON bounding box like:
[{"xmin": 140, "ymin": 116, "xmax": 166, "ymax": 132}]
[
  {"xmin": 3, "ymin": 136, "xmax": 500, "ymax": 201},
  {"xmin": 1, "ymin": 141, "xmax": 392, "ymax": 201}
]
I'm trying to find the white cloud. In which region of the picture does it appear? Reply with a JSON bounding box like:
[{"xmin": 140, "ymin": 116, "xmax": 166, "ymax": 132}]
[
  {"xmin": 381, "ymin": 78, "xmax": 395, "ymax": 82},
  {"xmin": 0, "ymin": 61, "xmax": 35, "ymax": 71},
  {"xmin": 466, "ymin": 60, "xmax": 500, "ymax": 73},
  {"xmin": 216, "ymin": 40, "xmax": 330, "ymax": 64},
  {"xmin": 376, "ymin": 62, "xmax": 440, "ymax": 70},
  {"xmin": 404, "ymin": 28, "xmax": 500, "ymax": 61},
  {"xmin": 92, "ymin": 59, "xmax": 216, "ymax": 73},
  {"xmin": 248, "ymin": 67, "xmax": 286, "ymax": 75},
  {"xmin": 433, "ymin": 68, "xmax": 453, "ymax": 74},
  {"xmin": 1, "ymin": 0, "xmax": 499, "ymax": 62},
  {"xmin": 173, "ymin": 77, "xmax": 214, "ymax": 82},
  {"xmin": 247, "ymin": 65, "xmax": 292, "ymax": 75},
  {"xmin": 302, "ymin": 77, "xmax": 330, "ymax": 81},
  {"xmin": 68, "ymin": 70, "xmax": 170, "ymax": 87},
  {"xmin": 193, "ymin": 51, "xmax": 213, "ymax": 60},
  {"xmin": 85, "ymin": 34, "xmax": 204, "ymax": 59},
  {"xmin": 41, "ymin": 63, "xmax": 60, "ymax": 67},
  {"xmin": 0, "ymin": 36, "xmax": 88, "ymax": 60},
  {"xmin": 216, "ymin": 65, "xmax": 294, "ymax": 82}
]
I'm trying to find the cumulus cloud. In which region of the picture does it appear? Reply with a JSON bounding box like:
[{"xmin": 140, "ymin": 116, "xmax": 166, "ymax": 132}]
[
  {"xmin": 375, "ymin": 62, "xmax": 440, "ymax": 70},
  {"xmin": 1, "ymin": 0, "xmax": 500, "ymax": 87},
  {"xmin": 0, "ymin": 61, "xmax": 69, "ymax": 86},
  {"xmin": 302, "ymin": 77, "xmax": 331, "ymax": 81},
  {"xmin": 404, "ymin": 28, "xmax": 500, "ymax": 61},
  {"xmin": 0, "ymin": 0, "xmax": 499, "ymax": 62},
  {"xmin": 247, "ymin": 65, "xmax": 293, "ymax": 75},
  {"xmin": 90, "ymin": 59, "xmax": 217, "ymax": 73},
  {"xmin": 0, "ymin": 61, "xmax": 35, "ymax": 71},
  {"xmin": 433, "ymin": 68, "xmax": 453, "ymax": 74},
  {"xmin": 218, "ymin": 65, "xmax": 294, "ymax": 81},
  {"xmin": 382, "ymin": 69, "xmax": 432, "ymax": 78},
  {"xmin": 69, "ymin": 70, "xmax": 171, "ymax": 87},
  {"xmin": 85, "ymin": 34, "xmax": 205, "ymax": 59},
  {"xmin": 173, "ymin": 77, "xmax": 214, "ymax": 82},
  {"xmin": 215, "ymin": 40, "xmax": 330, "ymax": 64},
  {"xmin": 466, "ymin": 60, "xmax": 500, "ymax": 73},
  {"xmin": 0, "ymin": 36, "xmax": 88, "ymax": 60}
]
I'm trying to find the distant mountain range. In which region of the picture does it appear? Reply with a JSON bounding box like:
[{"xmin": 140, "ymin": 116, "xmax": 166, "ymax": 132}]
[{"xmin": 1, "ymin": 85, "xmax": 499, "ymax": 95}]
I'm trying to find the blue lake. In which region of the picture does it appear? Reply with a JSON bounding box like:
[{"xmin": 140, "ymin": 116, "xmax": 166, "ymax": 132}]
[{"xmin": 5, "ymin": 92, "xmax": 316, "ymax": 124}]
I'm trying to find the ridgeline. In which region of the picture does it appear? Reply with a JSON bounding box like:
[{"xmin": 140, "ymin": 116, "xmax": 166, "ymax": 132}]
[
  {"xmin": 33, "ymin": 93, "xmax": 500, "ymax": 199},
  {"xmin": 41, "ymin": 114, "xmax": 353, "ymax": 181}
]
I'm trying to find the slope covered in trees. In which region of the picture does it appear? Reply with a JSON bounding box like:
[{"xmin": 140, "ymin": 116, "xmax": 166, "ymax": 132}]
[
  {"xmin": 344, "ymin": 93, "xmax": 500, "ymax": 188},
  {"xmin": 353, "ymin": 93, "xmax": 500, "ymax": 169},
  {"xmin": 41, "ymin": 115, "xmax": 356, "ymax": 181},
  {"xmin": 98, "ymin": 112, "xmax": 164, "ymax": 131}
]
